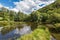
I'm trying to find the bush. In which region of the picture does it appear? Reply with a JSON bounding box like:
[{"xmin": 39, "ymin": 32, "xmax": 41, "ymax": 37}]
[
  {"xmin": 0, "ymin": 17, "xmax": 3, "ymax": 21},
  {"xmin": 17, "ymin": 28, "xmax": 50, "ymax": 40},
  {"xmin": 54, "ymin": 23, "xmax": 60, "ymax": 27},
  {"xmin": 1, "ymin": 26, "xmax": 15, "ymax": 35},
  {"xmin": 54, "ymin": 23, "xmax": 60, "ymax": 32},
  {"xmin": 0, "ymin": 21, "xmax": 10, "ymax": 27}
]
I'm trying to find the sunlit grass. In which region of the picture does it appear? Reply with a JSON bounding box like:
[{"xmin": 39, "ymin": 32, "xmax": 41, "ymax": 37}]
[{"xmin": 17, "ymin": 26, "xmax": 50, "ymax": 40}]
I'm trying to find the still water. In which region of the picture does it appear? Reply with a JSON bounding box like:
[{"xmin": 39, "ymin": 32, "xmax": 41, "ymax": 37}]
[
  {"xmin": 0, "ymin": 23, "xmax": 56, "ymax": 40},
  {"xmin": 0, "ymin": 24, "xmax": 31, "ymax": 40}
]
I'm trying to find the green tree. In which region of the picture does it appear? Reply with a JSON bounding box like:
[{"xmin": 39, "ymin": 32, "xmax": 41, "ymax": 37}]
[
  {"xmin": 9, "ymin": 11, "xmax": 15, "ymax": 21},
  {"xmin": 30, "ymin": 11, "xmax": 40, "ymax": 22}
]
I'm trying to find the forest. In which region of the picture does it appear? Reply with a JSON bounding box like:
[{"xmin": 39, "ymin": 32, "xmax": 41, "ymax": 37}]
[{"xmin": 0, "ymin": 0, "xmax": 60, "ymax": 40}]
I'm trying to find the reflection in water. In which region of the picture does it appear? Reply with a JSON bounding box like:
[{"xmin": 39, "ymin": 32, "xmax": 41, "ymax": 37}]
[
  {"xmin": 0, "ymin": 25, "xmax": 31, "ymax": 40},
  {"xmin": 0, "ymin": 27, "xmax": 3, "ymax": 32},
  {"xmin": 0, "ymin": 30, "xmax": 20, "ymax": 40},
  {"xmin": 15, "ymin": 26, "xmax": 31, "ymax": 35},
  {"xmin": 0, "ymin": 23, "xmax": 56, "ymax": 40}
]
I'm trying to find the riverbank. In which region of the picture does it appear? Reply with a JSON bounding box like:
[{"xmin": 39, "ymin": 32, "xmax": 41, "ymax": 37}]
[{"xmin": 0, "ymin": 21, "xmax": 60, "ymax": 40}]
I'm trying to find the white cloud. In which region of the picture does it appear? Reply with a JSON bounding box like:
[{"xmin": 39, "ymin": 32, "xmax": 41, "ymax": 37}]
[
  {"xmin": 13, "ymin": 0, "xmax": 55, "ymax": 14},
  {"xmin": 0, "ymin": 4, "xmax": 3, "ymax": 8},
  {"xmin": 0, "ymin": 3, "xmax": 10, "ymax": 9},
  {"xmin": 4, "ymin": 6, "xmax": 10, "ymax": 9},
  {"xmin": 10, "ymin": 8, "xmax": 19, "ymax": 12},
  {"xmin": 0, "ymin": 0, "xmax": 56, "ymax": 14},
  {"xmin": 13, "ymin": 0, "xmax": 38, "ymax": 14},
  {"xmin": 0, "ymin": 4, "xmax": 18, "ymax": 13}
]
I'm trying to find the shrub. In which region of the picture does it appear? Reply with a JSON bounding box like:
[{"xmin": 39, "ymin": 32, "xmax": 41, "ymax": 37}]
[
  {"xmin": 0, "ymin": 21, "xmax": 10, "ymax": 27},
  {"xmin": 17, "ymin": 28, "xmax": 50, "ymax": 40},
  {"xmin": 1, "ymin": 26, "xmax": 15, "ymax": 35},
  {"xmin": 54, "ymin": 23, "xmax": 60, "ymax": 27}
]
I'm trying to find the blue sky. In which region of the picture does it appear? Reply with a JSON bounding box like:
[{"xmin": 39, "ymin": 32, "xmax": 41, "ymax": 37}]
[
  {"xmin": 0, "ymin": 0, "xmax": 55, "ymax": 14},
  {"xmin": 0, "ymin": 0, "xmax": 19, "ymax": 8}
]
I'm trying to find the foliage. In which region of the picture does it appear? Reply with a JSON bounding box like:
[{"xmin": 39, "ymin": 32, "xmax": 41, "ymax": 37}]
[
  {"xmin": 9, "ymin": 11, "xmax": 15, "ymax": 21},
  {"xmin": 0, "ymin": 0, "xmax": 60, "ymax": 23},
  {"xmin": 0, "ymin": 0, "xmax": 60, "ymax": 40},
  {"xmin": 30, "ymin": 11, "xmax": 40, "ymax": 22},
  {"xmin": 17, "ymin": 27, "xmax": 50, "ymax": 40},
  {"xmin": 1, "ymin": 26, "xmax": 15, "ymax": 35},
  {"xmin": 0, "ymin": 21, "xmax": 10, "ymax": 27},
  {"xmin": 54, "ymin": 23, "xmax": 60, "ymax": 27}
]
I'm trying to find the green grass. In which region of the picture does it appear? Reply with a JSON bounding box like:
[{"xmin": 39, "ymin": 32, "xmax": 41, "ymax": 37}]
[{"xmin": 17, "ymin": 27, "xmax": 50, "ymax": 40}]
